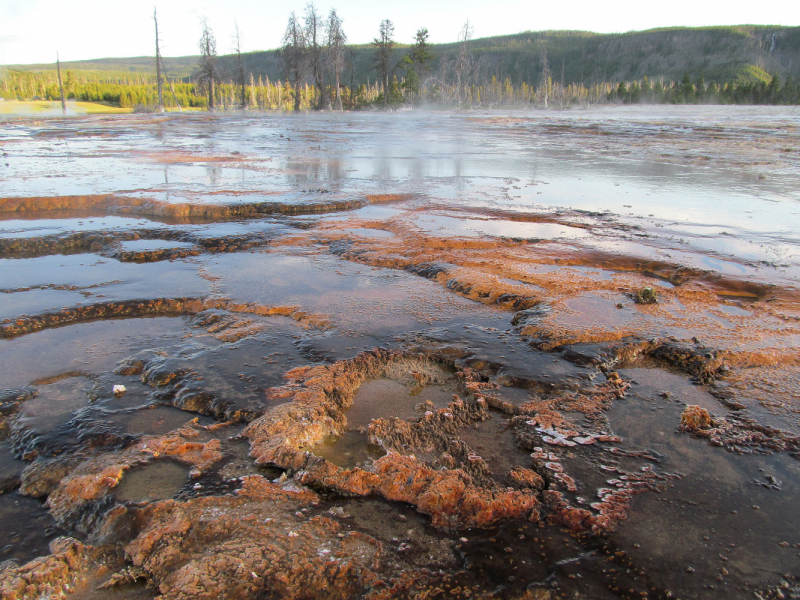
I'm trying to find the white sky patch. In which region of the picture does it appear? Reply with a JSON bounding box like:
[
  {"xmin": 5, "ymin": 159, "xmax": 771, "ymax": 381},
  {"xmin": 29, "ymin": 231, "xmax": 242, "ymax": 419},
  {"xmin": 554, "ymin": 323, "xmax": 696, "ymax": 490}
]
[{"xmin": 0, "ymin": 0, "xmax": 798, "ymax": 65}]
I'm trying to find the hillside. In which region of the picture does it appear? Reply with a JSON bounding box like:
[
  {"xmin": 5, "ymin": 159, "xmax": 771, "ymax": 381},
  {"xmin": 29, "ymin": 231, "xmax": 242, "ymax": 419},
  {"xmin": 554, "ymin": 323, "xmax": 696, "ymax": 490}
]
[{"xmin": 4, "ymin": 25, "xmax": 800, "ymax": 87}]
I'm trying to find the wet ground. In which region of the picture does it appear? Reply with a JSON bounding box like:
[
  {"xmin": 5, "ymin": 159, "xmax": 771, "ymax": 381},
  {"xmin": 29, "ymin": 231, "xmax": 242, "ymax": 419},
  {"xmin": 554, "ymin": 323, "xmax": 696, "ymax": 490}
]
[{"xmin": 0, "ymin": 106, "xmax": 798, "ymax": 599}]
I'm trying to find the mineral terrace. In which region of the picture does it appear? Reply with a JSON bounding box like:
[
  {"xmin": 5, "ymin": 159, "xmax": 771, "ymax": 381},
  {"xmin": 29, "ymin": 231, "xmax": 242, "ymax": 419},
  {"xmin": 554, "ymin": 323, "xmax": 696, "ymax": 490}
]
[{"xmin": 0, "ymin": 107, "xmax": 798, "ymax": 599}]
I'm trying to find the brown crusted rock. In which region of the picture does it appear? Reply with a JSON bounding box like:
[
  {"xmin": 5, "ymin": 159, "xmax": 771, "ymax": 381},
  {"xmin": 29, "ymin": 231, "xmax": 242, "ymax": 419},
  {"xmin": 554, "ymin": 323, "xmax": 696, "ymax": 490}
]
[
  {"xmin": 124, "ymin": 475, "xmax": 391, "ymax": 600},
  {"xmin": 40, "ymin": 428, "xmax": 224, "ymax": 526},
  {"xmin": 244, "ymin": 350, "xmax": 458, "ymax": 470},
  {"xmin": 19, "ymin": 455, "xmax": 83, "ymax": 498},
  {"xmin": 509, "ymin": 467, "xmax": 545, "ymax": 490},
  {"xmin": 0, "ymin": 537, "xmax": 114, "ymax": 600},
  {"xmin": 680, "ymin": 405, "xmax": 713, "ymax": 432},
  {"xmin": 543, "ymin": 490, "xmax": 597, "ymax": 532},
  {"xmin": 368, "ymin": 453, "xmax": 539, "ymax": 529},
  {"xmin": 245, "ymin": 350, "xmax": 542, "ymax": 530},
  {"xmin": 368, "ymin": 395, "xmax": 490, "ymax": 455}
]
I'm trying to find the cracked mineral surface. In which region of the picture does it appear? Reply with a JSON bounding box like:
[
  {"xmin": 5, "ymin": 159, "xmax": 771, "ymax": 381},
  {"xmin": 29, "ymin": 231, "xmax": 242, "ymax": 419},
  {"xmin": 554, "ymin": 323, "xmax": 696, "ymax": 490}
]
[{"xmin": 0, "ymin": 106, "xmax": 799, "ymax": 599}]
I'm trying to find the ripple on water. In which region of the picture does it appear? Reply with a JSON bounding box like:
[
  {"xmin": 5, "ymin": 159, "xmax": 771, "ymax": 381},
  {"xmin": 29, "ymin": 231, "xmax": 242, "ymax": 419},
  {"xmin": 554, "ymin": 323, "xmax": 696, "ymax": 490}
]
[
  {"xmin": 17, "ymin": 376, "xmax": 93, "ymax": 434},
  {"xmin": 607, "ymin": 368, "xmax": 800, "ymax": 598},
  {"xmin": 0, "ymin": 494, "xmax": 63, "ymax": 564}
]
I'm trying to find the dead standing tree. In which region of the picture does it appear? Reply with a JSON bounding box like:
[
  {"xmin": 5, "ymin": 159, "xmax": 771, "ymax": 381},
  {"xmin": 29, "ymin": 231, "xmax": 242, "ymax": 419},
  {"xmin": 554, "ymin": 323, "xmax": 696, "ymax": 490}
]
[
  {"xmin": 197, "ymin": 17, "xmax": 219, "ymax": 111},
  {"xmin": 154, "ymin": 7, "xmax": 164, "ymax": 111},
  {"xmin": 281, "ymin": 12, "xmax": 307, "ymax": 111},
  {"xmin": 233, "ymin": 21, "xmax": 247, "ymax": 110},
  {"xmin": 304, "ymin": 3, "xmax": 326, "ymax": 109},
  {"xmin": 538, "ymin": 48, "xmax": 552, "ymax": 108},
  {"xmin": 56, "ymin": 53, "xmax": 66, "ymax": 115},
  {"xmin": 373, "ymin": 19, "xmax": 395, "ymax": 108},
  {"xmin": 325, "ymin": 9, "xmax": 347, "ymax": 111},
  {"xmin": 454, "ymin": 21, "xmax": 474, "ymax": 106}
]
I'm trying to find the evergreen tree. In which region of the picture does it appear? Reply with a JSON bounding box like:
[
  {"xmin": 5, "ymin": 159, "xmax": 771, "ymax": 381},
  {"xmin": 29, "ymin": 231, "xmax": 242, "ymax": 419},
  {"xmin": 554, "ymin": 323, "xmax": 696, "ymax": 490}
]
[
  {"xmin": 695, "ymin": 75, "xmax": 705, "ymax": 102},
  {"xmin": 767, "ymin": 73, "xmax": 781, "ymax": 104},
  {"xmin": 403, "ymin": 28, "xmax": 433, "ymax": 99},
  {"xmin": 681, "ymin": 72, "xmax": 694, "ymax": 103},
  {"xmin": 641, "ymin": 76, "xmax": 652, "ymax": 103},
  {"xmin": 373, "ymin": 19, "xmax": 395, "ymax": 108},
  {"xmin": 616, "ymin": 81, "xmax": 627, "ymax": 102}
]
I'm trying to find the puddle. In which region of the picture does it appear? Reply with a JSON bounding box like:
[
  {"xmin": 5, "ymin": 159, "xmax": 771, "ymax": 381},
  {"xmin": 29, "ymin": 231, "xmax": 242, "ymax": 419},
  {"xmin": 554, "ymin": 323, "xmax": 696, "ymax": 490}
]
[
  {"xmin": 106, "ymin": 406, "xmax": 196, "ymax": 436},
  {"xmin": 561, "ymin": 295, "xmax": 635, "ymax": 328},
  {"xmin": 114, "ymin": 461, "xmax": 190, "ymax": 503},
  {"xmin": 329, "ymin": 497, "xmax": 459, "ymax": 572},
  {"xmin": 308, "ymin": 377, "xmax": 454, "ymax": 469},
  {"xmin": 0, "ymin": 288, "xmax": 89, "ymax": 321},
  {"xmin": 716, "ymin": 303, "xmax": 753, "ymax": 317},
  {"xmin": 309, "ymin": 431, "xmax": 385, "ymax": 470},
  {"xmin": 0, "ymin": 216, "xmax": 158, "ymax": 238},
  {"xmin": 343, "ymin": 228, "xmax": 394, "ymax": 239},
  {"xmin": 206, "ymin": 250, "xmax": 486, "ymax": 338},
  {"xmin": 346, "ymin": 378, "xmax": 454, "ymax": 429},
  {"xmin": 413, "ymin": 214, "xmax": 590, "ymax": 240},
  {"xmin": 117, "ymin": 240, "xmax": 197, "ymax": 252},
  {"xmin": 62, "ymin": 580, "xmax": 155, "ymax": 600},
  {"xmin": 619, "ymin": 367, "xmax": 723, "ymax": 414}
]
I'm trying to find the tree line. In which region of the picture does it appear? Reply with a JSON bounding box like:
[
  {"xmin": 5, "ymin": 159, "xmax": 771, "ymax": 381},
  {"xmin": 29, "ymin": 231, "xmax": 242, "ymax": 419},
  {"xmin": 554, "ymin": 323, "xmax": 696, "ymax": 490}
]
[{"xmin": 2, "ymin": 6, "xmax": 799, "ymax": 110}]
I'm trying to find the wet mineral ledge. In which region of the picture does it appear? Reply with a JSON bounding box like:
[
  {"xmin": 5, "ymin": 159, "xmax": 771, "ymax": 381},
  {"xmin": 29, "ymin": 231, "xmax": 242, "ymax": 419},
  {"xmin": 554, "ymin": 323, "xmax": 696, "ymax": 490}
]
[{"xmin": 0, "ymin": 108, "xmax": 798, "ymax": 600}]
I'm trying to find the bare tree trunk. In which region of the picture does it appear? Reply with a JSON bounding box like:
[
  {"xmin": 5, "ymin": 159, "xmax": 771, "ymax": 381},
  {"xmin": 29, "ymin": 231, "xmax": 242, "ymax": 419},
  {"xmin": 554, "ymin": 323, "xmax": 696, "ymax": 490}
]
[
  {"xmin": 233, "ymin": 22, "xmax": 246, "ymax": 110},
  {"xmin": 198, "ymin": 17, "xmax": 218, "ymax": 111},
  {"xmin": 166, "ymin": 72, "xmax": 181, "ymax": 111},
  {"xmin": 539, "ymin": 49, "xmax": 551, "ymax": 109},
  {"xmin": 293, "ymin": 77, "xmax": 301, "ymax": 111},
  {"xmin": 56, "ymin": 53, "xmax": 66, "ymax": 115},
  {"xmin": 154, "ymin": 7, "xmax": 164, "ymax": 111},
  {"xmin": 334, "ymin": 69, "xmax": 342, "ymax": 110},
  {"xmin": 325, "ymin": 9, "xmax": 346, "ymax": 111},
  {"xmin": 281, "ymin": 12, "xmax": 307, "ymax": 112}
]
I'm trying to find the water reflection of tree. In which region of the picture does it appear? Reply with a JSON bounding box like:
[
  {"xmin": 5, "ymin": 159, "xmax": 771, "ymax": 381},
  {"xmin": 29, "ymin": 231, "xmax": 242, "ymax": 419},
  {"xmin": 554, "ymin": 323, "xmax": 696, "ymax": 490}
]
[
  {"xmin": 206, "ymin": 164, "xmax": 222, "ymax": 186},
  {"xmin": 284, "ymin": 158, "xmax": 344, "ymax": 191}
]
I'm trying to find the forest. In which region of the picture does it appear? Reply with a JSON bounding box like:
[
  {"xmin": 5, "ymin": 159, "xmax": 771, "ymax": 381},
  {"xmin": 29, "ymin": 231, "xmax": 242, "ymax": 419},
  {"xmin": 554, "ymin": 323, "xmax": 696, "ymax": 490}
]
[{"xmin": 2, "ymin": 11, "xmax": 799, "ymax": 110}]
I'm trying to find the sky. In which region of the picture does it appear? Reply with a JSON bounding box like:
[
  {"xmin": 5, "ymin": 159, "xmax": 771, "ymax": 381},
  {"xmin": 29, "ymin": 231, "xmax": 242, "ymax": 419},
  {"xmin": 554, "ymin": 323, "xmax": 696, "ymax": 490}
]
[{"xmin": 1, "ymin": 0, "xmax": 799, "ymax": 65}]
